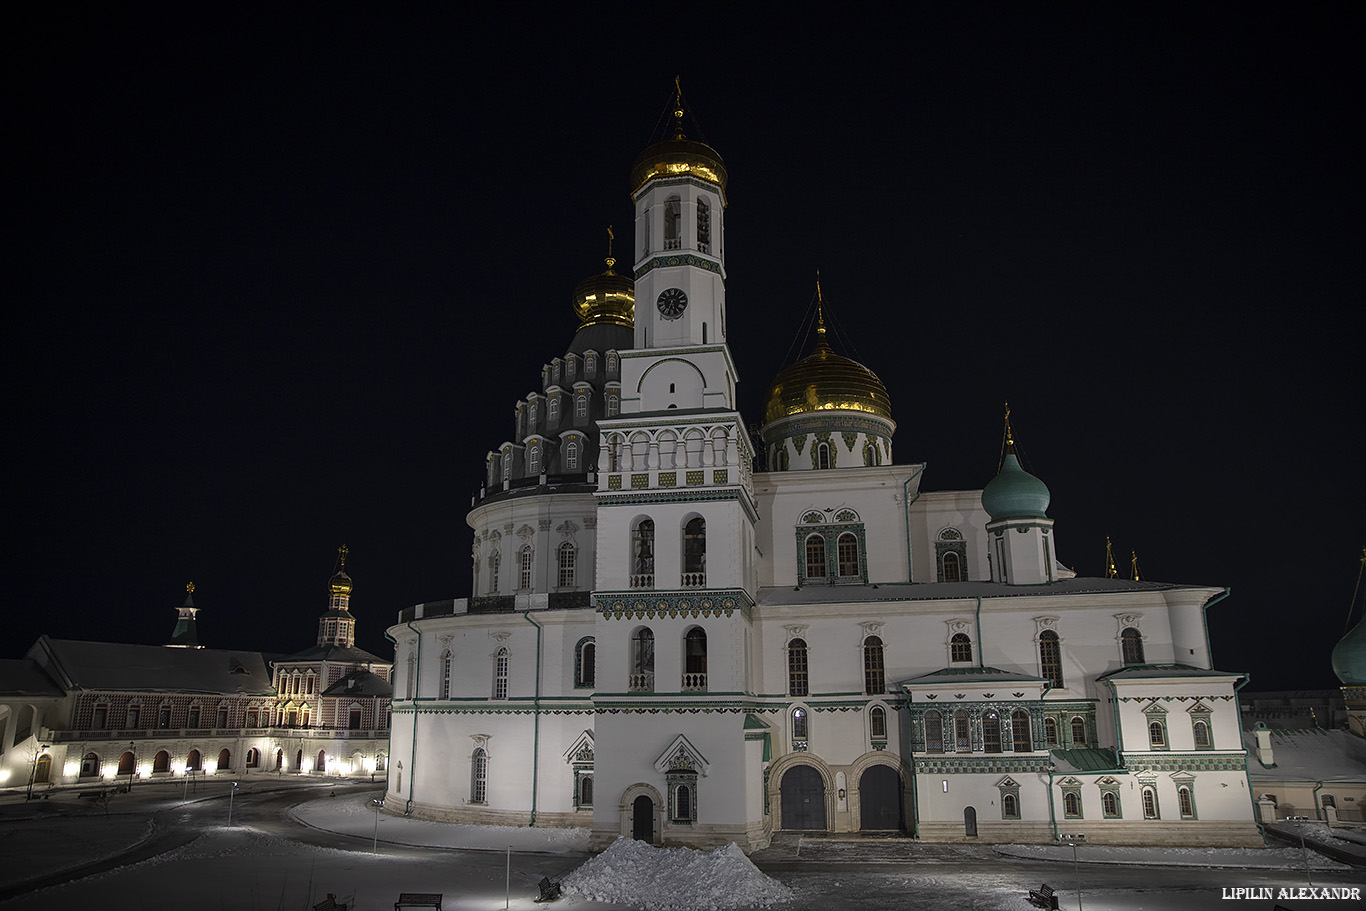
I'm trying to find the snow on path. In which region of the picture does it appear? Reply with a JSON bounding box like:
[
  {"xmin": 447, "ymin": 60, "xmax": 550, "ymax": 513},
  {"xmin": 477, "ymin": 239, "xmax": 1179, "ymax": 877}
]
[
  {"xmin": 995, "ymin": 841, "xmax": 1352, "ymax": 870},
  {"xmin": 290, "ymin": 790, "xmax": 592, "ymax": 853},
  {"xmin": 562, "ymin": 837, "xmax": 794, "ymax": 911}
]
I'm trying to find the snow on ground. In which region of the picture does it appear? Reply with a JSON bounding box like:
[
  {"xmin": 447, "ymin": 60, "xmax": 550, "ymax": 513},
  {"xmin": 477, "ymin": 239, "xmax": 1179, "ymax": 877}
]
[
  {"xmin": 0, "ymin": 814, "xmax": 154, "ymax": 887},
  {"xmin": 995, "ymin": 841, "xmax": 1352, "ymax": 870},
  {"xmin": 562, "ymin": 837, "xmax": 794, "ymax": 911},
  {"xmin": 291, "ymin": 790, "xmax": 591, "ymax": 853}
]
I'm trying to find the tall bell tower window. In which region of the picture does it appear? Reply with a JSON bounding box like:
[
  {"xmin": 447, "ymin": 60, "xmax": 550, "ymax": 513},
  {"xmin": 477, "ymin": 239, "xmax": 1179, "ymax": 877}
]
[
  {"xmin": 664, "ymin": 195, "xmax": 681, "ymax": 250},
  {"xmin": 697, "ymin": 199, "xmax": 710, "ymax": 253},
  {"xmin": 817, "ymin": 443, "xmax": 832, "ymax": 470}
]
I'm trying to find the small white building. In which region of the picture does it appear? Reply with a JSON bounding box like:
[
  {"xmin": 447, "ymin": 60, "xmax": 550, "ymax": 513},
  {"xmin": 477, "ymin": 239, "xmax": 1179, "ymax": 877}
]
[{"xmin": 385, "ymin": 91, "xmax": 1261, "ymax": 849}]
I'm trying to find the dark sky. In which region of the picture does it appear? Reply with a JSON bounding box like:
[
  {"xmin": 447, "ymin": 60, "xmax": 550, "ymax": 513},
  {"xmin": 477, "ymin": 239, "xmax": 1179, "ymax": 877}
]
[{"xmin": 8, "ymin": 5, "xmax": 1363, "ymax": 690}]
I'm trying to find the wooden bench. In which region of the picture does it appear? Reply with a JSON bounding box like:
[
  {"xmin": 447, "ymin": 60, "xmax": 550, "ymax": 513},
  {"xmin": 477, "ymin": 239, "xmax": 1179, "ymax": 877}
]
[
  {"xmin": 395, "ymin": 894, "xmax": 442, "ymax": 911},
  {"xmin": 1028, "ymin": 883, "xmax": 1059, "ymax": 910},
  {"xmin": 535, "ymin": 877, "xmax": 562, "ymax": 903},
  {"xmin": 313, "ymin": 896, "xmax": 348, "ymax": 911}
]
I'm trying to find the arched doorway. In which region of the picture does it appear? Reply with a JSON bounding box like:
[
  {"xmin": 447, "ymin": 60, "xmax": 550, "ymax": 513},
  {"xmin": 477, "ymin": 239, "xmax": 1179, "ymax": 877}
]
[
  {"xmin": 218, "ymin": 749, "xmax": 231, "ymax": 770},
  {"xmin": 316, "ymin": 750, "xmax": 327, "ymax": 773},
  {"xmin": 34, "ymin": 754, "xmax": 51, "ymax": 783},
  {"xmin": 117, "ymin": 751, "xmax": 135, "ymax": 776},
  {"xmin": 632, "ymin": 795, "xmax": 654, "ymax": 842},
  {"xmin": 294, "ymin": 749, "xmax": 303, "ymax": 772},
  {"xmin": 964, "ymin": 805, "xmax": 977, "ymax": 837},
  {"xmin": 153, "ymin": 751, "xmax": 170, "ymax": 773},
  {"xmin": 859, "ymin": 765, "xmax": 904, "ymax": 831},
  {"xmin": 186, "ymin": 750, "xmax": 202, "ymax": 771},
  {"xmin": 780, "ymin": 765, "xmax": 827, "ymax": 830},
  {"xmin": 275, "ymin": 749, "xmax": 284, "ymax": 770}
]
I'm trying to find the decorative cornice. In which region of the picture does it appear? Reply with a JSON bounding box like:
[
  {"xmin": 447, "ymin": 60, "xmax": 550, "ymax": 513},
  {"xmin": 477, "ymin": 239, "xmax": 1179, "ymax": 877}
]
[
  {"xmin": 595, "ymin": 589, "xmax": 754, "ymax": 620},
  {"xmin": 634, "ymin": 251, "xmax": 724, "ymax": 281}
]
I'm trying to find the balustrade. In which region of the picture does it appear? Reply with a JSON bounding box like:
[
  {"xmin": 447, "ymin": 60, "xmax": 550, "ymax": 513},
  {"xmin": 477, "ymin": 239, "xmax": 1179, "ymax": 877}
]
[
  {"xmin": 681, "ymin": 673, "xmax": 707, "ymax": 691},
  {"xmin": 628, "ymin": 672, "xmax": 655, "ymax": 692},
  {"xmin": 630, "ymin": 574, "xmax": 655, "ymax": 590},
  {"xmin": 680, "ymin": 572, "xmax": 706, "ymax": 588}
]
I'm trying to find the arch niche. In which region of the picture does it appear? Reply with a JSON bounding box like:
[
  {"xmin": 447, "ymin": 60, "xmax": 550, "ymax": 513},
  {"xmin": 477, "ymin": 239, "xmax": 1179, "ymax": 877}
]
[{"xmin": 858, "ymin": 764, "xmax": 906, "ymax": 832}]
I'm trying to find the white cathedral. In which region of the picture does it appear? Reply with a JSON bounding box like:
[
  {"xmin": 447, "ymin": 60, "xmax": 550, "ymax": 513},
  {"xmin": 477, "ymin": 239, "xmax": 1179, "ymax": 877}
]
[{"xmin": 384, "ymin": 92, "xmax": 1261, "ymax": 849}]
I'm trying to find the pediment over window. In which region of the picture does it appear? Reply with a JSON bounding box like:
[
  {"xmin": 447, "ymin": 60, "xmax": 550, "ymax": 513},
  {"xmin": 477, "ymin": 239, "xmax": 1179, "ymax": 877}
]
[
  {"xmin": 1141, "ymin": 701, "xmax": 1167, "ymax": 715},
  {"xmin": 995, "ymin": 776, "xmax": 1019, "ymax": 789},
  {"xmin": 1187, "ymin": 701, "xmax": 1211, "ymax": 714},
  {"xmin": 1170, "ymin": 770, "xmax": 1195, "ymax": 783},
  {"xmin": 1097, "ymin": 776, "xmax": 1121, "ymax": 787},
  {"xmin": 653, "ymin": 734, "xmax": 710, "ymax": 776},
  {"xmin": 564, "ymin": 730, "xmax": 595, "ymax": 765},
  {"xmin": 1058, "ymin": 776, "xmax": 1082, "ymax": 788},
  {"xmin": 801, "ymin": 511, "xmax": 825, "ymax": 525}
]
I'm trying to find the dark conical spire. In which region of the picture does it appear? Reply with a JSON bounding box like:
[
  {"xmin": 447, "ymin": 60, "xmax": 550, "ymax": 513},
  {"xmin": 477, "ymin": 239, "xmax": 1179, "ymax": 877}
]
[{"xmin": 167, "ymin": 582, "xmax": 202, "ymax": 648}]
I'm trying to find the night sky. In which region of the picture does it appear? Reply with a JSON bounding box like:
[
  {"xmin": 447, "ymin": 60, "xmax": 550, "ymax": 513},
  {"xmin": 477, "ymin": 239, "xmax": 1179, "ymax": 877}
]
[{"xmin": 8, "ymin": 6, "xmax": 1363, "ymax": 691}]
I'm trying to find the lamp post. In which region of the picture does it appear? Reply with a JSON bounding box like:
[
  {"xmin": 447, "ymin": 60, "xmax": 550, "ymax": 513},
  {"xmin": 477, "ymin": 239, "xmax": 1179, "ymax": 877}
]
[
  {"xmin": 371, "ymin": 798, "xmax": 383, "ymax": 853},
  {"xmin": 1295, "ymin": 817, "xmax": 1313, "ymax": 888},
  {"xmin": 1061, "ymin": 832, "xmax": 1085, "ymax": 910},
  {"xmin": 228, "ymin": 780, "xmax": 239, "ymax": 826},
  {"xmin": 127, "ymin": 740, "xmax": 136, "ymax": 792},
  {"xmin": 26, "ymin": 744, "xmax": 51, "ymax": 801}
]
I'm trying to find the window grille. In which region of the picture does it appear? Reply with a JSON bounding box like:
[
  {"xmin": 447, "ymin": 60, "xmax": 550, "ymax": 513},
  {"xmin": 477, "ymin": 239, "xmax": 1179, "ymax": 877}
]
[
  {"xmin": 788, "ymin": 638, "xmax": 809, "ymax": 697},
  {"xmin": 863, "ymin": 635, "xmax": 885, "ymax": 694},
  {"xmin": 1039, "ymin": 630, "xmax": 1063, "ymax": 687}
]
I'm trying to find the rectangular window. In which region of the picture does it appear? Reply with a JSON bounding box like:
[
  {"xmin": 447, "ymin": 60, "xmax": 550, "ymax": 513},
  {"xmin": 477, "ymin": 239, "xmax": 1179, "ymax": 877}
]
[
  {"xmin": 924, "ymin": 713, "xmax": 944, "ymax": 753},
  {"xmin": 954, "ymin": 712, "xmax": 970, "ymax": 752}
]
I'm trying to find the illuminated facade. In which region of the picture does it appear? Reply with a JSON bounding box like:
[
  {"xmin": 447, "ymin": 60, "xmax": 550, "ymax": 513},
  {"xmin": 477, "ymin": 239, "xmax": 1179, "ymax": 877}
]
[
  {"xmin": 0, "ymin": 557, "xmax": 391, "ymax": 790},
  {"xmin": 386, "ymin": 91, "xmax": 1260, "ymax": 849}
]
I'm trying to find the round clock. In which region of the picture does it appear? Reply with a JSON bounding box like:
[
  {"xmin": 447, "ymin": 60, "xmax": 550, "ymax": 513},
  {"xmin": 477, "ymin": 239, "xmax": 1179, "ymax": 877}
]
[{"xmin": 656, "ymin": 287, "xmax": 688, "ymax": 320}]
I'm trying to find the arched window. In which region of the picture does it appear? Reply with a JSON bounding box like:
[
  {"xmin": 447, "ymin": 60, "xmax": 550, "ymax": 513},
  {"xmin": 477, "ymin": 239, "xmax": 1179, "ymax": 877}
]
[
  {"xmin": 942, "ymin": 551, "xmax": 962, "ymax": 583},
  {"xmin": 493, "ymin": 648, "xmax": 509, "ymax": 699},
  {"xmin": 1012, "ymin": 710, "xmax": 1032, "ymax": 752},
  {"xmin": 186, "ymin": 750, "xmax": 201, "ymax": 772},
  {"xmin": 664, "ymin": 195, "xmax": 681, "ymax": 249},
  {"xmin": 558, "ymin": 542, "xmax": 576, "ymax": 588},
  {"xmin": 80, "ymin": 752, "xmax": 100, "ymax": 777},
  {"xmin": 518, "ymin": 545, "xmax": 534, "ymax": 590},
  {"xmin": 683, "ymin": 517, "xmax": 706, "ymax": 583},
  {"xmin": 632, "ymin": 519, "xmax": 655, "ymax": 588},
  {"xmin": 489, "ymin": 550, "xmax": 501, "ymax": 594},
  {"xmin": 575, "ymin": 637, "xmax": 596, "ymax": 688},
  {"xmin": 1045, "ymin": 717, "xmax": 1059, "ymax": 746},
  {"xmin": 440, "ymin": 649, "xmax": 453, "ymax": 699},
  {"xmin": 863, "ymin": 635, "xmax": 885, "ymax": 694},
  {"xmin": 696, "ymin": 198, "xmax": 710, "ymax": 253},
  {"xmin": 1071, "ymin": 716, "xmax": 1087, "ymax": 746},
  {"xmin": 1178, "ymin": 785, "xmax": 1194, "ymax": 818},
  {"xmin": 405, "ymin": 653, "xmax": 416, "ymax": 700},
  {"xmin": 1003, "ymin": 793, "xmax": 1019, "ymax": 818},
  {"xmin": 1141, "ymin": 786, "xmax": 1159, "ymax": 819},
  {"xmin": 1121, "ymin": 627, "xmax": 1145, "ymax": 664},
  {"xmin": 218, "ymin": 749, "xmax": 231, "ymax": 770},
  {"xmin": 1148, "ymin": 721, "xmax": 1166, "ymax": 748},
  {"xmin": 870, "ymin": 705, "xmax": 887, "ymax": 740},
  {"xmin": 631, "ymin": 629, "xmax": 655, "ymax": 692},
  {"xmin": 564, "ymin": 439, "xmax": 580, "ymax": 471},
  {"xmin": 1102, "ymin": 791, "xmax": 1119, "ymax": 817},
  {"xmin": 954, "ymin": 710, "xmax": 971, "ymax": 751},
  {"xmin": 838, "ymin": 533, "xmax": 860, "ymax": 577},
  {"xmin": 673, "ymin": 782, "xmax": 694, "ymax": 822},
  {"xmin": 683, "ymin": 627, "xmax": 707, "ymax": 689},
  {"xmin": 527, "ymin": 444, "xmax": 541, "ymax": 476},
  {"xmin": 788, "ymin": 638, "xmax": 809, "ymax": 697},
  {"xmin": 118, "ymin": 751, "xmax": 135, "ymax": 775},
  {"xmin": 805, "ymin": 534, "xmax": 827, "ymax": 579},
  {"xmin": 548, "ymin": 396, "xmax": 559, "ymax": 423},
  {"xmin": 950, "ymin": 633, "xmax": 972, "ymax": 663},
  {"xmin": 983, "ymin": 711, "xmax": 1002, "ymax": 753},
  {"xmin": 792, "ymin": 707, "xmax": 809, "ymax": 747},
  {"xmin": 1039, "ymin": 630, "xmax": 1063, "ymax": 687},
  {"xmin": 1193, "ymin": 720, "xmax": 1210, "ymax": 748},
  {"xmin": 246, "ymin": 748, "xmax": 259, "ymax": 768},
  {"xmin": 863, "ymin": 442, "xmax": 878, "ymax": 466},
  {"xmin": 817, "ymin": 442, "xmax": 832, "ymax": 470},
  {"xmin": 153, "ymin": 750, "xmax": 170, "ymax": 773},
  {"xmin": 275, "ymin": 749, "xmax": 284, "ymax": 770},
  {"xmin": 1063, "ymin": 791, "xmax": 1081, "ymax": 817},
  {"xmin": 924, "ymin": 710, "xmax": 945, "ymax": 753},
  {"xmin": 575, "ymin": 394, "xmax": 588, "ymax": 420},
  {"xmin": 607, "ymin": 393, "xmax": 619, "ymax": 416},
  {"xmin": 470, "ymin": 747, "xmax": 488, "ymax": 803},
  {"xmin": 580, "ymin": 775, "xmax": 594, "ymax": 808}
]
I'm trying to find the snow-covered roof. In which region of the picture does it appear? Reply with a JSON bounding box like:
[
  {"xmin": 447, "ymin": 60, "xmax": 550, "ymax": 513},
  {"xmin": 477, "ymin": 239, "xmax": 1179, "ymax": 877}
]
[
  {"xmin": 757, "ymin": 577, "xmax": 1219, "ymax": 607},
  {"xmin": 900, "ymin": 665, "xmax": 1047, "ymax": 686},
  {"xmin": 321, "ymin": 669, "xmax": 393, "ymax": 697},
  {"xmin": 30, "ymin": 637, "xmax": 275, "ymax": 695},
  {"xmin": 1051, "ymin": 747, "xmax": 1121, "ymax": 772},
  {"xmin": 1243, "ymin": 727, "xmax": 1366, "ymax": 782},
  {"xmin": 1097, "ymin": 664, "xmax": 1245, "ymax": 681},
  {"xmin": 0, "ymin": 658, "xmax": 65, "ymax": 697},
  {"xmin": 276, "ymin": 644, "xmax": 390, "ymax": 665}
]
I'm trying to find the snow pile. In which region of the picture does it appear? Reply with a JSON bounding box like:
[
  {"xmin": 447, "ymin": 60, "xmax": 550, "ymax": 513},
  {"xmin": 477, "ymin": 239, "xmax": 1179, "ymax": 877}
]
[{"xmin": 562, "ymin": 837, "xmax": 792, "ymax": 911}]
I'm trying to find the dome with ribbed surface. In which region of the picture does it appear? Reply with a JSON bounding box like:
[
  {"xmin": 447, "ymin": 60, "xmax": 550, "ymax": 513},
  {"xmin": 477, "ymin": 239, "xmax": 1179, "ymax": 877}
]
[
  {"xmin": 329, "ymin": 569, "xmax": 352, "ymax": 597},
  {"xmin": 982, "ymin": 453, "xmax": 1051, "ymax": 521},
  {"xmin": 762, "ymin": 325, "xmax": 892, "ymax": 427}
]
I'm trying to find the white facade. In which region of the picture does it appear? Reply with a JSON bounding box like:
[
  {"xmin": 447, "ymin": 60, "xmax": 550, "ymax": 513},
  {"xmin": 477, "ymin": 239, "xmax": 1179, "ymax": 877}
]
[{"xmin": 386, "ymin": 102, "xmax": 1259, "ymax": 849}]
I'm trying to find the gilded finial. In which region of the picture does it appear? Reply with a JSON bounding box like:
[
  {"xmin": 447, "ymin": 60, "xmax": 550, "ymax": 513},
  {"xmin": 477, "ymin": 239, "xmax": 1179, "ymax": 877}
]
[
  {"xmin": 1105, "ymin": 536, "xmax": 1117, "ymax": 579},
  {"xmin": 605, "ymin": 226, "xmax": 615, "ymax": 272},
  {"xmin": 1131, "ymin": 550, "xmax": 1141, "ymax": 582},
  {"xmin": 672, "ymin": 75, "xmax": 685, "ymax": 139},
  {"xmin": 1003, "ymin": 402, "xmax": 1016, "ymax": 454},
  {"xmin": 186, "ymin": 581, "xmax": 195, "ymax": 594},
  {"xmin": 338, "ymin": 544, "xmax": 349, "ymax": 568}
]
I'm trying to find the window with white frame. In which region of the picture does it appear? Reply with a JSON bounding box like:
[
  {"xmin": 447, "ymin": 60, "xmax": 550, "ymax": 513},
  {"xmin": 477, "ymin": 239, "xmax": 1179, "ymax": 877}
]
[
  {"xmin": 471, "ymin": 747, "xmax": 488, "ymax": 804},
  {"xmin": 1039, "ymin": 629, "xmax": 1063, "ymax": 687},
  {"xmin": 493, "ymin": 648, "xmax": 509, "ymax": 699},
  {"xmin": 558, "ymin": 541, "xmax": 576, "ymax": 587},
  {"xmin": 519, "ymin": 545, "xmax": 534, "ymax": 590},
  {"xmin": 869, "ymin": 705, "xmax": 887, "ymax": 742},
  {"xmin": 440, "ymin": 649, "xmax": 452, "ymax": 699},
  {"xmin": 564, "ymin": 438, "xmax": 580, "ymax": 471},
  {"xmin": 863, "ymin": 635, "xmax": 885, "ymax": 694},
  {"xmin": 1012, "ymin": 709, "xmax": 1032, "ymax": 752},
  {"xmin": 804, "ymin": 534, "xmax": 827, "ymax": 579},
  {"xmin": 1121, "ymin": 626, "xmax": 1145, "ymax": 664},
  {"xmin": 575, "ymin": 637, "xmax": 595, "ymax": 688},
  {"xmin": 1141, "ymin": 785, "xmax": 1160, "ymax": 819},
  {"xmin": 791, "ymin": 706, "xmax": 809, "ymax": 751},
  {"xmin": 924, "ymin": 710, "xmax": 944, "ymax": 753},
  {"xmin": 950, "ymin": 633, "xmax": 972, "ymax": 663},
  {"xmin": 983, "ymin": 710, "xmax": 1003, "ymax": 753},
  {"xmin": 788, "ymin": 638, "xmax": 809, "ymax": 697}
]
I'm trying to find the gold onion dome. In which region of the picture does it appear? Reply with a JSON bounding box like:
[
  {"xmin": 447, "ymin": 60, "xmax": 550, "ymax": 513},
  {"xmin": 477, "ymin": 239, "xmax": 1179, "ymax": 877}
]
[
  {"xmin": 329, "ymin": 569, "xmax": 353, "ymax": 597},
  {"xmin": 763, "ymin": 317, "xmax": 893, "ymax": 426},
  {"xmin": 630, "ymin": 85, "xmax": 727, "ymax": 196},
  {"xmin": 572, "ymin": 255, "xmax": 635, "ymax": 330}
]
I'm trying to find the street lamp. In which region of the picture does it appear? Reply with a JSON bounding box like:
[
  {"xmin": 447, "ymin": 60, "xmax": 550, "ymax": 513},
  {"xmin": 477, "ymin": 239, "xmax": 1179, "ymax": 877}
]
[
  {"xmin": 1060, "ymin": 832, "xmax": 1086, "ymax": 911},
  {"xmin": 228, "ymin": 780, "xmax": 239, "ymax": 826},
  {"xmin": 1293, "ymin": 816, "xmax": 1313, "ymax": 888},
  {"xmin": 127, "ymin": 740, "xmax": 136, "ymax": 792},
  {"xmin": 371, "ymin": 798, "xmax": 383, "ymax": 854},
  {"xmin": 26, "ymin": 744, "xmax": 51, "ymax": 801}
]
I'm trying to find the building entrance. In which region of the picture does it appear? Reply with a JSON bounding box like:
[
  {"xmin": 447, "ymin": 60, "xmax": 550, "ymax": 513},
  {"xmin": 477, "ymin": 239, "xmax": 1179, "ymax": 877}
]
[
  {"xmin": 858, "ymin": 765, "xmax": 904, "ymax": 831},
  {"xmin": 780, "ymin": 765, "xmax": 827, "ymax": 830},
  {"xmin": 632, "ymin": 795, "xmax": 653, "ymax": 842}
]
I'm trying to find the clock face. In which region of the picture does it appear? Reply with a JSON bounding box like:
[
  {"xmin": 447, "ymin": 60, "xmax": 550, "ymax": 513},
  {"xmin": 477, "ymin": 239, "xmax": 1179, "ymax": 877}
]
[{"xmin": 656, "ymin": 287, "xmax": 688, "ymax": 320}]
